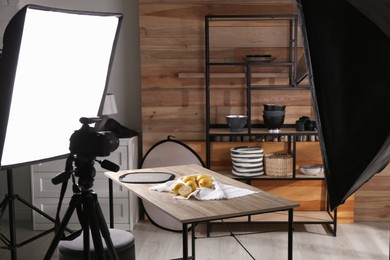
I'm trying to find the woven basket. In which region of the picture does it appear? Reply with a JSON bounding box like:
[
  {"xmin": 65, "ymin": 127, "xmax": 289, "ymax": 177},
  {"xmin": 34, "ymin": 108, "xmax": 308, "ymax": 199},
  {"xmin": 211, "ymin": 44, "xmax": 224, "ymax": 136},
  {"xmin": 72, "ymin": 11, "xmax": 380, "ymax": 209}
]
[{"xmin": 264, "ymin": 153, "xmax": 293, "ymax": 177}]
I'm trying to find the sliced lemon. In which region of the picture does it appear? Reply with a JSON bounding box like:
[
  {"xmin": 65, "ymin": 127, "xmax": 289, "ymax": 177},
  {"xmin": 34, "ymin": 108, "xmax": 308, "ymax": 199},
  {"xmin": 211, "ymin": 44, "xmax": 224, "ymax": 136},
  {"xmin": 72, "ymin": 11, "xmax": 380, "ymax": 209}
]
[
  {"xmin": 186, "ymin": 180, "xmax": 197, "ymax": 192},
  {"xmin": 171, "ymin": 182, "xmax": 185, "ymax": 195},
  {"xmin": 179, "ymin": 185, "xmax": 193, "ymax": 197}
]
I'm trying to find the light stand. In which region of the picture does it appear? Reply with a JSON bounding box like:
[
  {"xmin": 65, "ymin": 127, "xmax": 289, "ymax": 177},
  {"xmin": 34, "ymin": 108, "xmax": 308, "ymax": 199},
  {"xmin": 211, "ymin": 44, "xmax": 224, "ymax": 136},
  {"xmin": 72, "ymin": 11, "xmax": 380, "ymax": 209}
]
[{"xmin": 0, "ymin": 168, "xmax": 71, "ymax": 260}]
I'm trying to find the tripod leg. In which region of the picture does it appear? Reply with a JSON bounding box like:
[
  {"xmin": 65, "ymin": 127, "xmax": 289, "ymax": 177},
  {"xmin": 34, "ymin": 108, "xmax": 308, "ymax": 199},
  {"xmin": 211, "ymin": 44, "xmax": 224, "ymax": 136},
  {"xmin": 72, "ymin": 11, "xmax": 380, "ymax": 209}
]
[
  {"xmin": 44, "ymin": 195, "xmax": 79, "ymax": 260},
  {"xmin": 93, "ymin": 195, "xmax": 119, "ymax": 260},
  {"xmin": 82, "ymin": 208, "xmax": 91, "ymax": 260},
  {"xmin": 85, "ymin": 194, "xmax": 105, "ymax": 260}
]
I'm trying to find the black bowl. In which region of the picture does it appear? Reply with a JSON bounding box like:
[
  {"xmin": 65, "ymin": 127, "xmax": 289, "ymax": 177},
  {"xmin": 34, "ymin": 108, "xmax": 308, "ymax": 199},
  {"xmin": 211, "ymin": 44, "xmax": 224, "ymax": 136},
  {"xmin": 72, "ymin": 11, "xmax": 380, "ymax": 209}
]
[
  {"xmin": 263, "ymin": 115, "xmax": 285, "ymax": 129},
  {"xmin": 263, "ymin": 104, "xmax": 286, "ymax": 111},
  {"xmin": 263, "ymin": 110, "xmax": 286, "ymax": 117},
  {"xmin": 226, "ymin": 115, "xmax": 247, "ymax": 132}
]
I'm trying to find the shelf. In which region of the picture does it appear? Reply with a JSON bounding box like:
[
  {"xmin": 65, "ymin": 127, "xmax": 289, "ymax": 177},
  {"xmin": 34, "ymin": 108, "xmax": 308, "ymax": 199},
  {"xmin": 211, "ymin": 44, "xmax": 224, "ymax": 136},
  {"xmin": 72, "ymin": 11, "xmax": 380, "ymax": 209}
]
[
  {"xmin": 250, "ymin": 85, "xmax": 310, "ymax": 90},
  {"xmin": 206, "ymin": 14, "xmax": 297, "ymax": 21},
  {"xmin": 204, "ymin": 14, "xmax": 336, "ymax": 234},
  {"xmin": 227, "ymin": 172, "xmax": 325, "ymax": 181},
  {"xmin": 209, "ymin": 127, "xmax": 317, "ymax": 136},
  {"xmin": 178, "ymin": 72, "xmax": 289, "ymax": 79},
  {"xmin": 208, "ymin": 61, "xmax": 293, "ymax": 66}
]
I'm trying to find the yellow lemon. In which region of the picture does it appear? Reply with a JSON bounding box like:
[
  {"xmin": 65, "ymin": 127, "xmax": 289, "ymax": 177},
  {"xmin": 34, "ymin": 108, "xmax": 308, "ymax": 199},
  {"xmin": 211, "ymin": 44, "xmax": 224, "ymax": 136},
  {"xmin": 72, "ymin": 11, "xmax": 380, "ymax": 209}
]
[
  {"xmin": 186, "ymin": 180, "xmax": 197, "ymax": 192},
  {"xmin": 179, "ymin": 185, "xmax": 193, "ymax": 197},
  {"xmin": 171, "ymin": 182, "xmax": 185, "ymax": 195},
  {"xmin": 198, "ymin": 177, "xmax": 213, "ymax": 188},
  {"xmin": 196, "ymin": 174, "xmax": 212, "ymax": 184},
  {"xmin": 182, "ymin": 175, "xmax": 196, "ymax": 183}
]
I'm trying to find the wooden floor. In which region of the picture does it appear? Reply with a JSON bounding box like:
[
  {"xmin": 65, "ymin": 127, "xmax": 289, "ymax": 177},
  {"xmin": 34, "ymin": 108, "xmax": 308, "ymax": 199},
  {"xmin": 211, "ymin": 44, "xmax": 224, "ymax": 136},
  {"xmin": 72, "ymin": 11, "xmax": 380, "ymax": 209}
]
[{"xmin": 0, "ymin": 220, "xmax": 389, "ymax": 260}]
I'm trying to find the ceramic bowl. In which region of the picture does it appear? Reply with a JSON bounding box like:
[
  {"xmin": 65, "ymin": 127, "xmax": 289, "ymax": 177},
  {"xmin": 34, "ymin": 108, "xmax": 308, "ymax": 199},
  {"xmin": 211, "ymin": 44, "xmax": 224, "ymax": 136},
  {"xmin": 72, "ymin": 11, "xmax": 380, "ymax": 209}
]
[
  {"xmin": 263, "ymin": 104, "xmax": 286, "ymax": 111},
  {"xmin": 299, "ymin": 164, "xmax": 324, "ymax": 175},
  {"xmin": 226, "ymin": 115, "xmax": 247, "ymax": 132}
]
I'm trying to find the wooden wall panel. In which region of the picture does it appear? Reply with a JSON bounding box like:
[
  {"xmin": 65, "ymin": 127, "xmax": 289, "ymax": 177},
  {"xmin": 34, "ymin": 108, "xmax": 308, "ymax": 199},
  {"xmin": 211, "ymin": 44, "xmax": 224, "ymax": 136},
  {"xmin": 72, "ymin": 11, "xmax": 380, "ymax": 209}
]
[
  {"xmin": 355, "ymin": 164, "xmax": 390, "ymax": 221},
  {"xmin": 140, "ymin": 0, "xmax": 385, "ymax": 222},
  {"xmin": 140, "ymin": 0, "xmax": 302, "ymax": 153}
]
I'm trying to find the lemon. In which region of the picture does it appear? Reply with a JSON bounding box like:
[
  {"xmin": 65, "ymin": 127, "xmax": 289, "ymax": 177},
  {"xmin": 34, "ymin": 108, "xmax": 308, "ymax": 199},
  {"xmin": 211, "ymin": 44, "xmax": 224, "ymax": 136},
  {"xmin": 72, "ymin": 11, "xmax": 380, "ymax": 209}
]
[
  {"xmin": 198, "ymin": 177, "xmax": 213, "ymax": 188},
  {"xmin": 196, "ymin": 174, "xmax": 212, "ymax": 184},
  {"xmin": 179, "ymin": 185, "xmax": 193, "ymax": 197},
  {"xmin": 182, "ymin": 175, "xmax": 196, "ymax": 183},
  {"xmin": 171, "ymin": 182, "xmax": 185, "ymax": 195},
  {"xmin": 186, "ymin": 180, "xmax": 197, "ymax": 192}
]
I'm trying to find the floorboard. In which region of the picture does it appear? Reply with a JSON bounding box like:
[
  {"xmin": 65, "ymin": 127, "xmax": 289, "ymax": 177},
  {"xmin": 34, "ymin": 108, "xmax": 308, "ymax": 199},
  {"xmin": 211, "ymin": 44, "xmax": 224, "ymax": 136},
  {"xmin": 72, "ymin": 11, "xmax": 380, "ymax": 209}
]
[{"xmin": 0, "ymin": 220, "xmax": 389, "ymax": 259}]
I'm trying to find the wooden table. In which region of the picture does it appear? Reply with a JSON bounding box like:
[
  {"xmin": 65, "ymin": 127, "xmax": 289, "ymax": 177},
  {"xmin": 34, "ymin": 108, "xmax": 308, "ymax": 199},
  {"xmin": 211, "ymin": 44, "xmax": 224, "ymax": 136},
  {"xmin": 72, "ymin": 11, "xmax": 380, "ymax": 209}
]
[{"xmin": 105, "ymin": 164, "xmax": 299, "ymax": 260}]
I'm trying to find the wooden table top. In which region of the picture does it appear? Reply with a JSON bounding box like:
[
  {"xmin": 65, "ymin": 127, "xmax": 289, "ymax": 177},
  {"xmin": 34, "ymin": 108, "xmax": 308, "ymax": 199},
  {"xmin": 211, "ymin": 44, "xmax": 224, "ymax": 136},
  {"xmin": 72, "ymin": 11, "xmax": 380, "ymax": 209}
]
[{"xmin": 105, "ymin": 164, "xmax": 299, "ymax": 224}]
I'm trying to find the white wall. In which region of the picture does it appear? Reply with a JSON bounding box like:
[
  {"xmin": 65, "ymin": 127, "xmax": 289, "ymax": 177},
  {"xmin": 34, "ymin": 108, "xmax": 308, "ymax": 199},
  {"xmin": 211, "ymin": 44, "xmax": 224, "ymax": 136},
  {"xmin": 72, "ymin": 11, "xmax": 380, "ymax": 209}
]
[{"xmin": 0, "ymin": 0, "xmax": 141, "ymax": 220}]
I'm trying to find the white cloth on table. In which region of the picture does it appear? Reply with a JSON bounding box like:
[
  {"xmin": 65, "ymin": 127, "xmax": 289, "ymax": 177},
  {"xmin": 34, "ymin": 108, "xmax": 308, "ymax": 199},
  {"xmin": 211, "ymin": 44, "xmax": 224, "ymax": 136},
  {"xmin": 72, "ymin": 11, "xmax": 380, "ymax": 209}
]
[{"xmin": 149, "ymin": 178, "xmax": 258, "ymax": 200}]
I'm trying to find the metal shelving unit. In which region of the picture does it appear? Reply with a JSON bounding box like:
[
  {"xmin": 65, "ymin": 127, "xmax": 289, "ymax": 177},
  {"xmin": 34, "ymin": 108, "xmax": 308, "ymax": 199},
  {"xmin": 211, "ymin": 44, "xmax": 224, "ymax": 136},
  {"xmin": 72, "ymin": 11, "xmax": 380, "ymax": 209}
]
[{"xmin": 204, "ymin": 14, "xmax": 337, "ymax": 236}]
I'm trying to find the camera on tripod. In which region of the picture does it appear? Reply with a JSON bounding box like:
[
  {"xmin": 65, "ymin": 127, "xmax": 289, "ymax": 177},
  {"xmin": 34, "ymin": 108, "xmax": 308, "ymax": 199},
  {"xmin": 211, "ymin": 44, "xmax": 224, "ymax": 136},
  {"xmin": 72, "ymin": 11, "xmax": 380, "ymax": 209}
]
[
  {"xmin": 70, "ymin": 117, "xmax": 119, "ymax": 157},
  {"xmin": 46, "ymin": 117, "xmax": 123, "ymax": 260},
  {"xmin": 51, "ymin": 117, "xmax": 120, "ymax": 187}
]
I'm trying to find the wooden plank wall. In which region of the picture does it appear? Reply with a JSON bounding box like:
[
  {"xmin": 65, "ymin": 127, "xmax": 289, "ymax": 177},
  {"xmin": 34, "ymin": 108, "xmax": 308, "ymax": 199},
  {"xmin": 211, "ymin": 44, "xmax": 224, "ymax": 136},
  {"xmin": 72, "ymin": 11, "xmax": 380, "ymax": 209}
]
[
  {"xmin": 140, "ymin": 0, "xmax": 311, "ymax": 151},
  {"xmin": 355, "ymin": 164, "xmax": 390, "ymax": 221},
  {"xmin": 139, "ymin": 0, "xmax": 389, "ymax": 222}
]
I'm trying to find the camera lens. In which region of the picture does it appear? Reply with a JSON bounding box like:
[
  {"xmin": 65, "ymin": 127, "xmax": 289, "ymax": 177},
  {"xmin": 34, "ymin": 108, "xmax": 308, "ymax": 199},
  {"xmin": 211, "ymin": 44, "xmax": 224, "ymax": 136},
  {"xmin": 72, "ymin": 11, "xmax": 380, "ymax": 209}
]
[{"xmin": 100, "ymin": 131, "xmax": 119, "ymax": 153}]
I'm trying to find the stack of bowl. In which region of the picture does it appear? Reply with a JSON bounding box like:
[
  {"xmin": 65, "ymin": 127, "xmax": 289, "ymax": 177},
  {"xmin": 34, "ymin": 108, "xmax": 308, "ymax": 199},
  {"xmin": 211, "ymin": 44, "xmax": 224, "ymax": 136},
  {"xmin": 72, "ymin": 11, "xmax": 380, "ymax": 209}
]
[
  {"xmin": 263, "ymin": 104, "xmax": 286, "ymax": 132},
  {"xmin": 230, "ymin": 146, "xmax": 264, "ymax": 177}
]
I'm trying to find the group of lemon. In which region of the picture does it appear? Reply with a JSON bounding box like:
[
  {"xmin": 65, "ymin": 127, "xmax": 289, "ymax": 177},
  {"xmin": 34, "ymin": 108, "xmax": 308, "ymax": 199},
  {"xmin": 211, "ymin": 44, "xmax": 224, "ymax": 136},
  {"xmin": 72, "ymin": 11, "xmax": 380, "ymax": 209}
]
[{"xmin": 171, "ymin": 174, "xmax": 213, "ymax": 197}]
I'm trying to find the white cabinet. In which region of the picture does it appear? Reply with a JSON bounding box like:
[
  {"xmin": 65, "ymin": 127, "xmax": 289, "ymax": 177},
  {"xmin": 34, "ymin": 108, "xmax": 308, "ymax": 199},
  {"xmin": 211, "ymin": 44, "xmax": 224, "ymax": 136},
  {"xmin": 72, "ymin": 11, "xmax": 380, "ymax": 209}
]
[{"xmin": 31, "ymin": 137, "xmax": 139, "ymax": 231}]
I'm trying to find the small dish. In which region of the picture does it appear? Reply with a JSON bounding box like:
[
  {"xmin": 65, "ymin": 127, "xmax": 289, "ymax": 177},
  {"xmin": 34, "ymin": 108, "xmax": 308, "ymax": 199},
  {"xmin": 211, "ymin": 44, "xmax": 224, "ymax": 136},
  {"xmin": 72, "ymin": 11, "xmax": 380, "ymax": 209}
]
[{"xmin": 299, "ymin": 164, "xmax": 324, "ymax": 175}]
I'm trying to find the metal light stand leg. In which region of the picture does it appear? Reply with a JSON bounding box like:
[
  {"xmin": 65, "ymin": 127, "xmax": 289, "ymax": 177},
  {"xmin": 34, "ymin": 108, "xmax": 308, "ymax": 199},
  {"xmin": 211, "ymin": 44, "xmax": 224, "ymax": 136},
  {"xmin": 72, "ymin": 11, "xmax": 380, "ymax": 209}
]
[
  {"xmin": 0, "ymin": 169, "xmax": 69, "ymax": 260},
  {"xmin": 1, "ymin": 169, "xmax": 17, "ymax": 260}
]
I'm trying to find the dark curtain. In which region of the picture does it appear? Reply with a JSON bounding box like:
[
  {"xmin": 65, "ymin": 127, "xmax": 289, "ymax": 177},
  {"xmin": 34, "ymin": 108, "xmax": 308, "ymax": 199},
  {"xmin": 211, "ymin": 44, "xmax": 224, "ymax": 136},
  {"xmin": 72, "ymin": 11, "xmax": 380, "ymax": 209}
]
[{"xmin": 298, "ymin": 0, "xmax": 390, "ymax": 210}]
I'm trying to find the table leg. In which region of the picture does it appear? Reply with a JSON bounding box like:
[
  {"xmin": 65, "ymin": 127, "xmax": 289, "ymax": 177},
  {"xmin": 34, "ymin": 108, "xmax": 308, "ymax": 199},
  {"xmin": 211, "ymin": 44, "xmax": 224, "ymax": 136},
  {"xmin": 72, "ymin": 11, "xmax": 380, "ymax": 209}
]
[
  {"xmin": 172, "ymin": 223, "xmax": 193, "ymax": 260},
  {"xmin": 109, "ymin": 179, "xmax": 114, "ymax": 228},
  {"xmin": 183, "ymin": 223, "xmax": 189, "ymax": 260},
  {"xmin": 191, "ymin": 223, "xmax": 195, "ymax": 259},
  {"xmin": 288, "ymin": 208, "xmax": 293, "ymax": 260}
]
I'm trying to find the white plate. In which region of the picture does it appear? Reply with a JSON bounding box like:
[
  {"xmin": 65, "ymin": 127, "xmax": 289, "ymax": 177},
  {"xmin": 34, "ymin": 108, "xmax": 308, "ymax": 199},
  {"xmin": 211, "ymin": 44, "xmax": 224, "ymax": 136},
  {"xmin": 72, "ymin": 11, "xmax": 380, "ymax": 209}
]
[{"xmin": 299, "ymin": 164, "xmax": 323, "ymax": 175}]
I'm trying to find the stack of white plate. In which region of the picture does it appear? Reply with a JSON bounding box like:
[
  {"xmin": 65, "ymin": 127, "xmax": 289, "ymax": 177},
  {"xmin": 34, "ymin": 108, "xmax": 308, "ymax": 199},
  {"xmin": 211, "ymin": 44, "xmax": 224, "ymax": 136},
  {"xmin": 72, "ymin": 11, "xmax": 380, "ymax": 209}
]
[{"xmin": 231, "ymin": 146, "xmax": 264, "ymax": 177}]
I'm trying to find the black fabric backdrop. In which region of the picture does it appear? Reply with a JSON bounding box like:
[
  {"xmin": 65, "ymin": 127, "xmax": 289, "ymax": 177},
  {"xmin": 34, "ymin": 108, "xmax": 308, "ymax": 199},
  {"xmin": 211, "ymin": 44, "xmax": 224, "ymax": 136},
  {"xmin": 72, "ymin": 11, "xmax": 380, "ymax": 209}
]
[{"xmin": 298, "ymin": 0, "xmax": 390, "ymax": 210}]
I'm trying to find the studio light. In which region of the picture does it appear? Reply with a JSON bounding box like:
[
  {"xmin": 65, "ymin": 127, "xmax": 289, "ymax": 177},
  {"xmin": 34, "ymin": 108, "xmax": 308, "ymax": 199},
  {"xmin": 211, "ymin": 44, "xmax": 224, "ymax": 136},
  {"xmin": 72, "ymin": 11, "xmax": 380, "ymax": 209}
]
[
  {"xmin": 0, "ymin": 5, "xmax": 122, "ymax": 169},
  {"xmin": 0, "ymin": 5, "xmax": 123, "ymax": 259}
]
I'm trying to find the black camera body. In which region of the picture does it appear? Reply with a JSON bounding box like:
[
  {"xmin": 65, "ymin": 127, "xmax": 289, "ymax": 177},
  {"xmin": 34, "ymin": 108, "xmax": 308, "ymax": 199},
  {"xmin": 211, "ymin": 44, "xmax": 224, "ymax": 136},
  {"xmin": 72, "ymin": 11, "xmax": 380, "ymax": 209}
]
[
  {"xmin": 295, "ymin": 116, "xmax": 317, "ymax": 131},
  {"xmin": 69, "ymin": 117, "xmax": 119, "ymax": 157}
]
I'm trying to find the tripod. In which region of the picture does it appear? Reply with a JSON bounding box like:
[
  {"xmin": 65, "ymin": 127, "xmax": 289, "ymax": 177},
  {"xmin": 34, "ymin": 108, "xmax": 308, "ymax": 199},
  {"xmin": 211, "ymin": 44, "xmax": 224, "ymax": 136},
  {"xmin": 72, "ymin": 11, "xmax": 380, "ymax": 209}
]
[
  {"xmin": 44, "ymin": 188, "xmax": 119, "ymax": 260},
  {"xmin": 44, "ymin": 155, "xmax": 119, "ymax": 260}
]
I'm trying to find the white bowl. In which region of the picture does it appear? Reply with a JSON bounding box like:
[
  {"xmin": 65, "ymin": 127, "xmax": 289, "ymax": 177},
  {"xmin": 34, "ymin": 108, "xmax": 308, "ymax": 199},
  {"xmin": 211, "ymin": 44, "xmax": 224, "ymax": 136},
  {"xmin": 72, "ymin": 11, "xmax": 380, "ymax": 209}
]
[{"xmin": 299, "ymin": 164, "xmax": 324, "ymax": 175}]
